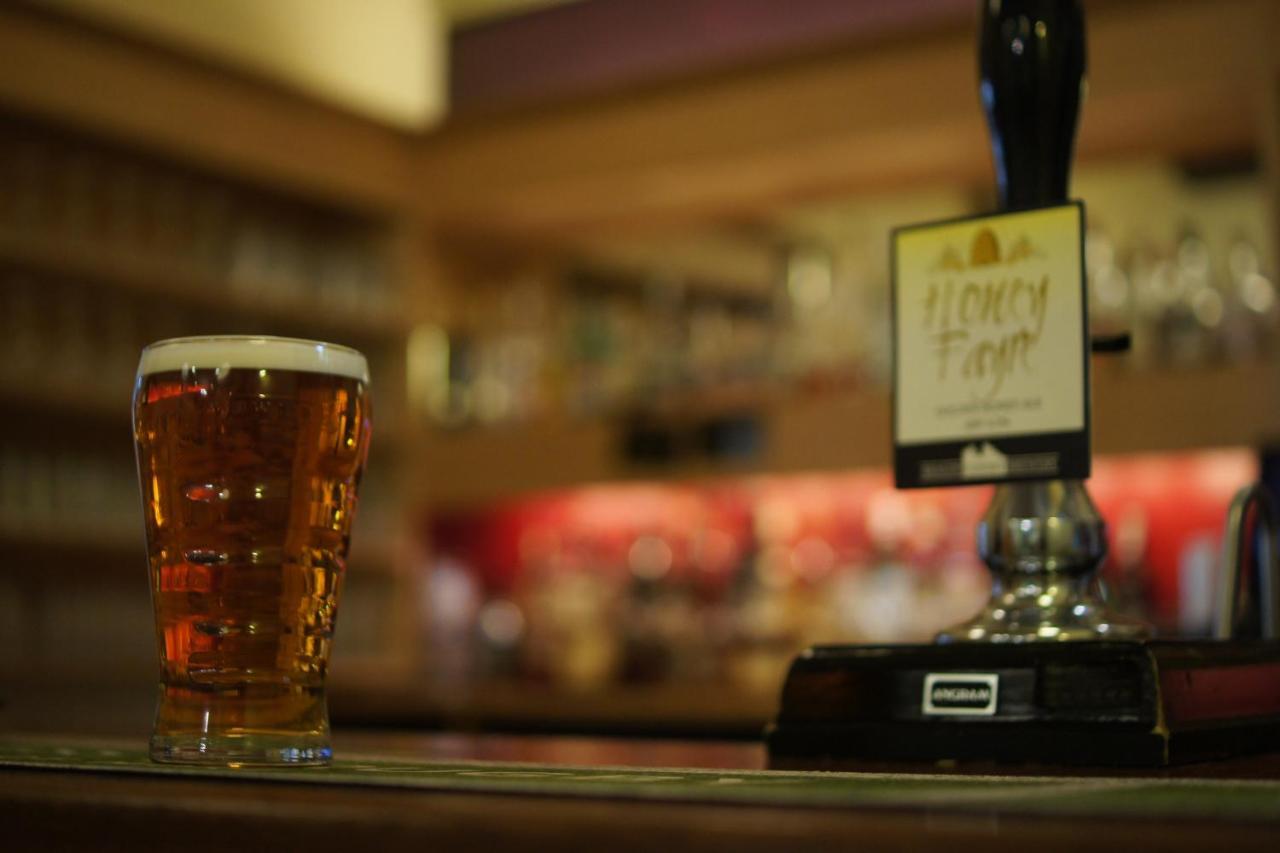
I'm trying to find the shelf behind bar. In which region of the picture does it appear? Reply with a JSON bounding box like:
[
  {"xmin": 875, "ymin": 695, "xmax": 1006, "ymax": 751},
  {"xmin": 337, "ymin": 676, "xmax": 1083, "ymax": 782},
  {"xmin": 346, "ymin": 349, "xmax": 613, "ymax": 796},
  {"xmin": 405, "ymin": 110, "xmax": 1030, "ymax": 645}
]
[
  {"xmin": 415, "ymin": 360, "xmax": 1280, "ymax": 508},
  {"xmin": 0, "ymin": 228, "xmax": 412, "ymax": 343}
]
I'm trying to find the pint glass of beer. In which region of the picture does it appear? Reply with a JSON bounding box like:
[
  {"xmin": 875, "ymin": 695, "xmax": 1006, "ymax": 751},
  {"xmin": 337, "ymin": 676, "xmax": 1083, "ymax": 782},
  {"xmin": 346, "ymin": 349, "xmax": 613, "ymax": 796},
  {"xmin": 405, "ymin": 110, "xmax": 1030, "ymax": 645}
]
[{"xmin": 133, "ymin": 336, "xmax": 371, "ymax": 765}]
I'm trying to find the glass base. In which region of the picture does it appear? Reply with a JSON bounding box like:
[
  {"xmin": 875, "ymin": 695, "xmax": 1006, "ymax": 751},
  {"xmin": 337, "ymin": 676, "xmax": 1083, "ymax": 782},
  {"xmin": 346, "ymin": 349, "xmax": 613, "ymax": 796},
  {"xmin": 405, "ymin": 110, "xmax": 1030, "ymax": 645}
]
[
  {"xmin": 941, "ymin": 480, "xmax": 1155, "ymax": 644},
  {"xmin": 150, "ymin": 733, "xmax": 332, "ymax": 767},
  {"xmin": 934, "ymin": 602, "xmax": 1152, "ymax": 643},
  {"xmin": 150, "ymin": 682, "xmax": 332, "ymax": 767},
  {"xmin": 935, "ymin": 577, "xmax": 1152, "ymax": 643}
]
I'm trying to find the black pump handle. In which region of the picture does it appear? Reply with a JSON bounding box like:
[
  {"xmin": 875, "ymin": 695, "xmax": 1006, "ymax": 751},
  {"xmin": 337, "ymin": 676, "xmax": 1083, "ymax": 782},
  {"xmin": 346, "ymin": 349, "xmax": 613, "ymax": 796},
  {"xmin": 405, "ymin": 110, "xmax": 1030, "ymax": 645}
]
[{"xmin": 979, "ymin": 0, "xmax": 1086, "ymax": 210}]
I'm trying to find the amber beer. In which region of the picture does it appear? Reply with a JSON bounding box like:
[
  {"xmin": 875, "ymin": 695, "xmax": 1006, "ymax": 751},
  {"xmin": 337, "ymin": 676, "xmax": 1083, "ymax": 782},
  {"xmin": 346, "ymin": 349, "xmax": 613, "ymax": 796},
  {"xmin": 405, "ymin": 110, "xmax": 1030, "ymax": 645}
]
[{"xmin": 133, "ymin": 336, "xmax": 371, "ymax": 765}]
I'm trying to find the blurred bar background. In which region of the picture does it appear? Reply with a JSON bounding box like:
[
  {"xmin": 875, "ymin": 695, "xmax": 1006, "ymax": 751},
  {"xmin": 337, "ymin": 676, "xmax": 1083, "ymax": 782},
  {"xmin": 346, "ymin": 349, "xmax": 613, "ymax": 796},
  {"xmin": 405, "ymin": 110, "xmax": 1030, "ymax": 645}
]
[{"xmin": 0, "ymin": 0, "xmax": 1278, "ymax": 738}]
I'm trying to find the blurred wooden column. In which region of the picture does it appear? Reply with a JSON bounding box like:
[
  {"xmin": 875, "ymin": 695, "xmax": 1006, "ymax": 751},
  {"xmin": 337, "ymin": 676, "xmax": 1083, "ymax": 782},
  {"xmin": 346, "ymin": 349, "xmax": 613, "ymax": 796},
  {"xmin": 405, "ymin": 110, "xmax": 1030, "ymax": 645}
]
[{"xmin": 1262, "ymin": 0, "xmax": 1280, "ymax": 272}]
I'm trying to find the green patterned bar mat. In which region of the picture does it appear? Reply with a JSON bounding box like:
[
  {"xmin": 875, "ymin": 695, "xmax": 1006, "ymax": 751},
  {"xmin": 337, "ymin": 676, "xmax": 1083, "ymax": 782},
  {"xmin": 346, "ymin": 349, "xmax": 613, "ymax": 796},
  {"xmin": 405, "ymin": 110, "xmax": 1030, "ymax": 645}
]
[{"xmin": 2, "ymin": 737, "xmax": 1279, "ymax": 821}]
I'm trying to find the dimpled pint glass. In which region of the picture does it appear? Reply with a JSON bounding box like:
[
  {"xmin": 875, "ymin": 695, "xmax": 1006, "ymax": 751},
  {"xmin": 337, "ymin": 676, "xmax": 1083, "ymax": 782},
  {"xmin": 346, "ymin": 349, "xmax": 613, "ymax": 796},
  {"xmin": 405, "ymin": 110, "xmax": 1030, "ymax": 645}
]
[{"xmin": 133, "ymin": 336, "xmax": 371, "ymax": 765}]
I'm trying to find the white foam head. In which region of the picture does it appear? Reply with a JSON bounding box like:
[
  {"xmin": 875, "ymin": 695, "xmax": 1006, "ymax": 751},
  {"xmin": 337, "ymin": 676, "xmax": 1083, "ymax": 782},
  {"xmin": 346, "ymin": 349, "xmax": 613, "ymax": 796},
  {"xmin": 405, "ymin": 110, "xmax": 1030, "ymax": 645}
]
[{"xmin": 137, "ymin": 336, "xmax": 369, "ymax": 383}]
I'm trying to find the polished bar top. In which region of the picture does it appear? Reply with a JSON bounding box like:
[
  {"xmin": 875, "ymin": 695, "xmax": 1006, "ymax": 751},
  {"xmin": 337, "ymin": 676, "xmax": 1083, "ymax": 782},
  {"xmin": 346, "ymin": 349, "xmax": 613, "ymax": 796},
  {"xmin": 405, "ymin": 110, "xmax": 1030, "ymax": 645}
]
[{"xmin": 3, "ymin": 731, "xmax": 1280, "ymax": 853}]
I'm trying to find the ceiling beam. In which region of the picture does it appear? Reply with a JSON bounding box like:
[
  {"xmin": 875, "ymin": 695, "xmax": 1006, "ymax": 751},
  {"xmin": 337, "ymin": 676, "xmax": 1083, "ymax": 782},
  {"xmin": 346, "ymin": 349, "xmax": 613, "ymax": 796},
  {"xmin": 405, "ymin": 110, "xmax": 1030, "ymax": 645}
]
[{"xmin": 421, "ymin": 0, "xmax": 1272, "ymax": 245}]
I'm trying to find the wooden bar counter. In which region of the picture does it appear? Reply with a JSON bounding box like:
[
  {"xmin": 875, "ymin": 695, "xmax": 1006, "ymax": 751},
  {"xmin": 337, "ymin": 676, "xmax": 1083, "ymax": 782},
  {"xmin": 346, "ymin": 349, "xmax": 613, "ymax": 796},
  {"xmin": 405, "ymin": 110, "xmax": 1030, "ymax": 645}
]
[{"xmin": 3, "ymin": 730, "xmax": 1280, "ymax": 852}]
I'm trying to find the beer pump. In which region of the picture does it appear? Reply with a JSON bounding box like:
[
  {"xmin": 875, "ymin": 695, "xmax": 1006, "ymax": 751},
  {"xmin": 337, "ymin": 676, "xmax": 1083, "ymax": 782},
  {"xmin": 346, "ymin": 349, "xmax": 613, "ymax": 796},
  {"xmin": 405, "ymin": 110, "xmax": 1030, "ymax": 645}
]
[
  {"xmin": 934, "ymin": 0, "xmax": 1148, "ymax": 645},
  {"xmin": 767, "ymin": 0, "xmax": 1280, "ymax": 768}
]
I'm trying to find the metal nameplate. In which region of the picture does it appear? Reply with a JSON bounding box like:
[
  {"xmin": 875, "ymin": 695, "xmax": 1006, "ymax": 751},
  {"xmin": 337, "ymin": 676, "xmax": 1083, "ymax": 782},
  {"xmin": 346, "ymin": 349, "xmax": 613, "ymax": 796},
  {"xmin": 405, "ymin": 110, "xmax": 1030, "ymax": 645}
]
[{"xmin": 922, "ymin": 673, "xmax": 1000, "ymax": 716}]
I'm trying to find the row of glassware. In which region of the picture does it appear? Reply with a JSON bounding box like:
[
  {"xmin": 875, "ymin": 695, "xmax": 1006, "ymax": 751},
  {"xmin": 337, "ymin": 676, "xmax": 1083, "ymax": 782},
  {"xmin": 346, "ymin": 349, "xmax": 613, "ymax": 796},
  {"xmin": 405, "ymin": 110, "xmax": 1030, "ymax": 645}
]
[
  {"xmin": 416, "ymin": 223, "xmax": 1276, "ymax": 429},
  {"xmin": 0, "ymin": 273, "xmax": 405, "ymax": 430},
  {"xmin": 0, "ymin": 274, "xmax": 159, "ymax": 407},
  {"xmin": 0, "ymin": 444, "xmax": 141, "ymax": 546},
  {"xmin": 0, "ymin": 123, "xmax": 394, "ymax": 321},
  {"xmin": 1088, "ymin": 226, "xmax": 1277, "ymax": 368}
]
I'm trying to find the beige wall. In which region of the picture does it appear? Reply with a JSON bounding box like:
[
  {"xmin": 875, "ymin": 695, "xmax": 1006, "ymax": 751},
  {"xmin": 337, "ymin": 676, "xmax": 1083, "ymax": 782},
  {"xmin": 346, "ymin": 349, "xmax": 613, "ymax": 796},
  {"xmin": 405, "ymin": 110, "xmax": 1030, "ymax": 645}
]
[{"xmin": 41, "ymin": 0, "xmax": 447, "ymax": 128}]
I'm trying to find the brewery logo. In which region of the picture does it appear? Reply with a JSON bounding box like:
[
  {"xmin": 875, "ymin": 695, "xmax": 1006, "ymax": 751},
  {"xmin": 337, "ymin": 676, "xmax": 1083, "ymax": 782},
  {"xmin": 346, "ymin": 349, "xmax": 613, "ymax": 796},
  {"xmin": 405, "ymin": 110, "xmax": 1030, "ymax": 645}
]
[
  {"xmin": 922, "ymin": 672, "xmax": 999, "ymax": 716},
  {"xmin": 960, "ymin": 441, "xmax": 1009, "ymax": 479}
]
